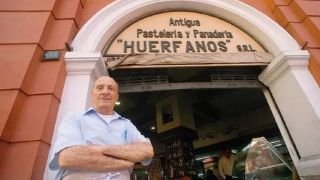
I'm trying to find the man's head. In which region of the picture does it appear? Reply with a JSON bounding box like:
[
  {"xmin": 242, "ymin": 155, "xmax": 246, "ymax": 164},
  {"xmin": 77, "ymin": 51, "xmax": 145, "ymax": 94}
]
[
  {"xmin": 92, "ymin": 76, "xmax": 119, "ymax": 115},
  {"xmin": 223, "ymin": 148, "xmax": 232, "ymax": 158}
]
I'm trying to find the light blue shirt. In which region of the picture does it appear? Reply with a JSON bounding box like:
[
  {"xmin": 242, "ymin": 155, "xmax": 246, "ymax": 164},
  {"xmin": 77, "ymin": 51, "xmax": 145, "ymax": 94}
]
[{"xmin": 49, "ymin": 107, "xmax": 151, "ymax": 180}]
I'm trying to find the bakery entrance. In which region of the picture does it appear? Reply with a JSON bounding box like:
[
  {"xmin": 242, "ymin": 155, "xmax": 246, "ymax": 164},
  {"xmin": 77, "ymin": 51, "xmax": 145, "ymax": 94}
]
[{"xmin": 110, "ymin": 67, "xmax": 293, "ymax": 180}]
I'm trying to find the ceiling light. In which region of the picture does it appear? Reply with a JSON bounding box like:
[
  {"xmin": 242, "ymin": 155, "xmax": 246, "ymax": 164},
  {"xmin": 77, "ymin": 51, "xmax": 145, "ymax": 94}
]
[
  {"xmin": 150, "ymin": 126, "xmax": 156, "ymax": 130},
  {"xmin": 115, "ymin": 101, "xmax": 120, "ymax": 105}
]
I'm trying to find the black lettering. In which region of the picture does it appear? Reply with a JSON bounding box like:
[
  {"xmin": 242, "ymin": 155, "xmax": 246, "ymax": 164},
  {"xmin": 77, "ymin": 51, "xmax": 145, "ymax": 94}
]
[
  {"xmin": 193, "ymin": 30, "xmax": 199, "ymax": 38},
  {"xmin": 207, "ymin": 41, "xmax": 217, "ymax": 52},
  {"xmin": 149, "ymin": 41, "xmax": 159, "ymax": 53},
  {"xmin": 179, "ymin": 19, "xmax": 183, "ymax": 26},
  {"xmin": 172, "ymin": 41, "xmax": 182, "ymax": 53},
  {"xmin": 169, "ymin": 18, "xmax": 174, "ymax": 26},
  {"xmin": 213, "ymin": 30, "xmax": 223, "ymax": 38},
  {"xmin": 137, "ymin": 41, "xmax": 147, "ymax": 53},
  {"xmin": 186, "ymin": 20, "xmax": 192, "ymax": 28},
  {"xmin": 159, "ymin": 31, "xmax": 164, "ymax": 38},
  {"xmin": 169, "ymin": 18, "xmax": 200, "ymax": 28},
  {"xmin": 218, "ymin": 41, "xmax": 227, "ymax": 52},
  {"xmin": 185, "ymin": 31, "xmax": 190, "ymax": 38},
  {"xmin": 186, "ymin": 41, "xmax": 195, "ymax": 52},
  {"xmin": 124, "ymin": 41, "xmax": 134, "ymax": 53},
  {"xmin": 226, "ymin": 31, "xmax": 233, "ymax": 38},
  {"xmin": 153, "ymin": 30, "xmax": 159, "ymax": 38},
  {"xmin": 195, "ymin": 41, "xmax": 207, "ymax": 52},
  {"xmin": 161, "ymin": 41, "xmax": 171, "ymax": 53},
  {"xmin": 143, "ymin": 31, "xmax": 148, "ymax": 38},
  {"xmin": 248, "ymin": 45, "xmax": 256, "ymax": 52},
  {"xmin": 148, "ymin": 31, "xmax": 153, "ymax": 38},
  {"xmin": 137, "ymin": 29, "xmax": 143, "ymax": 38},
  {"xmin": 195, "ymin": 20, "xmax": 200, "ymax": 26},
  {"xmin": 243, "ymin": 45, "xmax": 249, "ymax": 52},
  {"xmin": 200, "ymin": 32, "xmax": 205, "ymax": 38},
  {"xmin": 173, "ymin": 30, "xmax": 177, "ymax": 38},
  {"xmin": 206, "ymin": 32, "xmax": 213, "ymax": 38},
  {"xmin": 237, "ymin": 45, "xmax": 242, "ymax": 52}
]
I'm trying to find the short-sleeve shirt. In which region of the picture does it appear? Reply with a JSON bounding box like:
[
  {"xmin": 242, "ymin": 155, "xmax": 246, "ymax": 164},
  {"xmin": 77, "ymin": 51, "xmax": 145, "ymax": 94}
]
[{"xmin": 49, "ymin": 107, "xmax": 151, "ymax": 180}]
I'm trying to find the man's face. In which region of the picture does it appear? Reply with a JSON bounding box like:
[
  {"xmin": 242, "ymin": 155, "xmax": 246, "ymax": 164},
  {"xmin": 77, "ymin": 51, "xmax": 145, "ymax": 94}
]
[
  {"xmin": 225, "ymin": 149, "xmax": 231, "ymax": 158},
  {"xmin": 92, "ymin": 76, "xmax": 119, "ymax": 113}
]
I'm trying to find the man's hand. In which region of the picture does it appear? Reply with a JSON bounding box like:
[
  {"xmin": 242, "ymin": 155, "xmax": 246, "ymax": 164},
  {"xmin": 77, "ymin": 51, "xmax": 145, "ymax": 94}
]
[{"xmin": 102, "ymin": 142, "xmax": 154, "ymax": 163}]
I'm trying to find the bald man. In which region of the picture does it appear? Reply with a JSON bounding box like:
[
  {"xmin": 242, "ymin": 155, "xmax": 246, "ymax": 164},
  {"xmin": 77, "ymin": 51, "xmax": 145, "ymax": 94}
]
[{"xmin": 49, "ymin": 76, "xmax": 154, "ymax": 180}]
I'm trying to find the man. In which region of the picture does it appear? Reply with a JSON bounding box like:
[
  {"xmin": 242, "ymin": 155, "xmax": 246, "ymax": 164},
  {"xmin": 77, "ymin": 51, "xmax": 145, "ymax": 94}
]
[
  {"xmin": 218, "ymin": 148, "xmax": 236, "ymax": 180},
  {"xmin": 49, "ymin": 76, "xmax": 154, "ymax": 180}
]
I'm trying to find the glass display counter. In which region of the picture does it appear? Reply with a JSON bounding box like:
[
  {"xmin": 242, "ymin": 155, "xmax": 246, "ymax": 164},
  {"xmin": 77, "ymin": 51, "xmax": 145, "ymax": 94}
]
[{"xmin": 232, "ymin": 137, "xmax": 292, "ymax": 180}]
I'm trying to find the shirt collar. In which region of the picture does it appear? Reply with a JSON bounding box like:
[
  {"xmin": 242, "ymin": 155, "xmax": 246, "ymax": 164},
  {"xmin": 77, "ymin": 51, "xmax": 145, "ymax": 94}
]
[
  {"xmin": 83, "ymin": 107, "xmax": 122, "ymax": 121},
  {"xmin": 83, "ymin": 107, "xmax": 95, "ymax": 115}
]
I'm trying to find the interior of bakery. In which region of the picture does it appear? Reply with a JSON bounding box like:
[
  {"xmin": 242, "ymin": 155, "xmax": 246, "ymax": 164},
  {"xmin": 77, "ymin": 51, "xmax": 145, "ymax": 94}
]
[{"xmin": 110, "ymin": 66, "xmax": 294, "ymax": 180}]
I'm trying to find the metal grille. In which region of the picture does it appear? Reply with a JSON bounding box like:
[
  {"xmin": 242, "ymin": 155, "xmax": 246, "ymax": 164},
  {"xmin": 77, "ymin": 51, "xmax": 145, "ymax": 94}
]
[
  {"xmin": 210, "ymin": 68, "xmax": 258, "ymax": 82},
  {"xmin": 210, "ymin": 74, "xmax": 257, "ymax": 81},
  {"xmin": 115, "ymin": 76, "xmax": 169, "ymax": 86}
]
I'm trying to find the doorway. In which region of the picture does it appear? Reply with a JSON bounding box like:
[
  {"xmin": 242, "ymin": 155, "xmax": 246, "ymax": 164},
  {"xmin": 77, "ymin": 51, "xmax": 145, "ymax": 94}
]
[{"xmin": 109, "ymin": 66, "xmax": 293, "ymax": 179}]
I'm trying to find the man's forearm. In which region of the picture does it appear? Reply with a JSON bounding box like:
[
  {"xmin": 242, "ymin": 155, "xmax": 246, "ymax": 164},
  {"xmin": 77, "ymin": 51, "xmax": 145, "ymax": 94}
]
[
  {"xmin": 102, "ymin": 142, "xmax": 154, "ymax": 163},
  {"xmin": 59, "ymin": 145, "xmax": 134, "ymax": 171},
  {"xmin": 218, "ymin": 161, "xmax": 225, "ymax": 179},
  {"xmin": 218, "ymin": 167, "xmax": 225, "ymax": 179}
]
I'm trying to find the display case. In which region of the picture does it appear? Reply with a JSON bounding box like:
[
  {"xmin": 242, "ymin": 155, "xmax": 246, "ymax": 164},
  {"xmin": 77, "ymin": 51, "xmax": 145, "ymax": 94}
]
[{"xmin": 232, "ymin": 137, "xmax": 292, "ymax": 180}]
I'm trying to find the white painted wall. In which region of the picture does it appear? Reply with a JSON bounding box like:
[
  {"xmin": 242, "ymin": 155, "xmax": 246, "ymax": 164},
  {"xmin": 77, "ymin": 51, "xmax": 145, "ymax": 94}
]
[
  {"xmin": 44, "ymin": 52, "xmax": 106, "ymax": 179},
  {"xmin": 259, "ymin": 51, "xmax": 320, "ymax": 178}
]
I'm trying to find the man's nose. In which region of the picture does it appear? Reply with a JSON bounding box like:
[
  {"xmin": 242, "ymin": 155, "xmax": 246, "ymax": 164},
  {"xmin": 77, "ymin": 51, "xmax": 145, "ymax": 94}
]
[{"xmin": 101, "ymin": 88, "xmax": 111, "ymax": 94}]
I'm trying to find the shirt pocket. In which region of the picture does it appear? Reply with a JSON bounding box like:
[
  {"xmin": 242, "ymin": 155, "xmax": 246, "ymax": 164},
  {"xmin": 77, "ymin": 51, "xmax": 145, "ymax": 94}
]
[{"xmin": 108, "ymin": 129, "xmax": 127, "ymax": 145}]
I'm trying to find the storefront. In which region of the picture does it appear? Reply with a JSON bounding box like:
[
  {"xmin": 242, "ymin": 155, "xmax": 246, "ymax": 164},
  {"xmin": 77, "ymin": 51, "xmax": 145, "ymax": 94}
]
[
  {"xmin": 45, "ymin": 0, "xmax": 320, "ymax": 179},
  {"xmin": 0, "ymin": 0, "xmax": 320, "ymax": 179}
]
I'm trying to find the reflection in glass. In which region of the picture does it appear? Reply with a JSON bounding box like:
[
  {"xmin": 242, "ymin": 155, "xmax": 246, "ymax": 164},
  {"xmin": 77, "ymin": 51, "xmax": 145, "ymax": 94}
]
[{"xmin": 233, "ymin": 137, "xmax": 292, "ymax": 180}]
